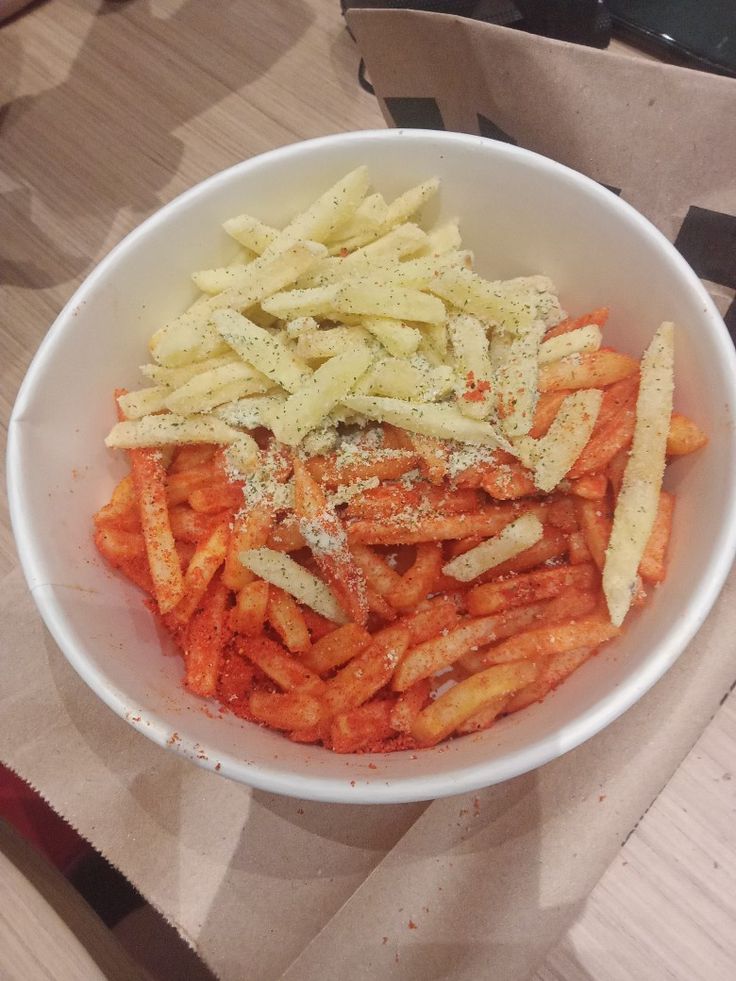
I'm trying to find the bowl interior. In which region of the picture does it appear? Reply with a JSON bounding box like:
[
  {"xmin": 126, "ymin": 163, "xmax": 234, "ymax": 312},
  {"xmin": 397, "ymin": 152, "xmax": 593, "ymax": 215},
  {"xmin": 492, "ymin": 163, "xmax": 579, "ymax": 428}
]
[{"xmin": 9, "ymin": 130, "xmax": 736, "ymax": 802}]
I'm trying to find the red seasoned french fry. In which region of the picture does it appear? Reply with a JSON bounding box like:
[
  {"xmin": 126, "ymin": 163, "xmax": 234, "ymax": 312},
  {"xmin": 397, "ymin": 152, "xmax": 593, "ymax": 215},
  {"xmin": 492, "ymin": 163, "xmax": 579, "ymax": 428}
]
[
  {"xmin": 266, "ymin": 586, "xmax": 311, "ymax": 653},
  {"xmin": 325, "ymin": 625, "xmax": 410, "ymax": 715},
  {"xmin": 228, "ymin": 579, "xmax": 270, "ymax": 636},
  {"xmin": 639, "ymin": 490, "xmax": 675, "ymax": 583},
  {"xmin": 249, "ymin": 690, "xmax": 324, "ymax": 731},
  {"xmin": 538, "ymin": 350, "xmax": 638, "ymax": 393},
  {"xmin": 330, "ymin": 700, "xmax": 396, "ymax": 753},
  {"xmin": 466, "ymin": 563, "xmax": 598, "ymax": 616},
  {"xmin": 300, "ymin": 622, "xmax": 373, "ymax": 675},
  {"xmin": 387, "ymin": 542, "xmax": 443, "ymax": 610},
  {"xmin": 184, "ymin": 578, "xmax": 230, "ymax": 697}
]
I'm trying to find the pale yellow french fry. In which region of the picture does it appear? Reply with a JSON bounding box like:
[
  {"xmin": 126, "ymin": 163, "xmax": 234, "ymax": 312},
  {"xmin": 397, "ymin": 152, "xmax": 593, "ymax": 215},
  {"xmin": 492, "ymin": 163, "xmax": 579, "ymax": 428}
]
[
  {"xmin": 285, "ymin": 316, "xmax": 320, "ymax": 339},
  {"xmin": 325, "ymin": 192, "xmax": 388, "ymax": 251},
  {"xmin": 342, "ymin": 395, "xmax": 503, "ymax": 446},
  {"xmin": 105, "ymin": 413, "xmax": 256, "ymax": 448},
  {"xmin": 448, "ymin": 312, "xmax": 494, "ymax": 420},
  {"xmin": 213, "ymin": 308, "xmax": 312, "ymax": 393},
  {"xmin": 240, "ymin": 548, "xmax": 348, "ymax": 623},
  {"xmin": 263, "ymin": 281, "xmax": 446, "ymax": 325},
  {"xmin": 603, "ymin": 322, "xmax": 674, "ymax": 626},
  {"xmin": 139, "ymin": 353, "xmax": 239, "ymax": 388},
  {"xmin": 261, "ymin": 166, "xmax": 370, "ymax": 257},
  {"xmin": 360, "ymin": 316, "xmax": 422, "ymax": 357},
  {"xmin": 517, "ymin": 388, "xmax": 603, "ymax": 492},
  {"xmin": 348, "ymin": 222, "xmax": 428, "ymax": 262},
  {"xmin": 493, "ymin": 321, "xmax": 546, "ymax": 437},
  {"xmin": 429, "ymin": 266, "xmax": 539, "ymax": 331},
  {"xmin": 421, "ymin": 218, "xmax": 462, "ymax": 256},
  {"xmin": 355, "ymin": 357, "xmax": 455, "ymax": 402},
  {"xmin": 149, "ymin": 241, "xmax": 326, "ymax": 366},
  {"xmin": 215, "ymin": 393, "xmax": 287, "ymax": 430},
  {"xmin": 164, "ymin": 361, "xmax": 272, "ymax": 414},
  {"xmin": 384, "ymin": 177, "xmax": 440, "ymax": 227},
  {"xmin": 117, "ymin": 386, "xmax": 171, "ymax": 420},
  {"xmin": 269, "ymin": 346, "xmax": 373, "ymax": 445},
  {"xmin": 295, "ymin": 326, "xmax": 373, "ymax": 361},
  {"xmin": 223, "ymin": 213, "xmax": 279, "ymax": 254},
  {"xmin": 191, "ymin": 263, "xmax": 251, "ymax": 295},
  {"xmin": 442, "ymin": 514, "xmax": 544, "ymax": 582},
  {"xmin": 538, "ymin": 324, "xmax": 602, "ymax": 364}
]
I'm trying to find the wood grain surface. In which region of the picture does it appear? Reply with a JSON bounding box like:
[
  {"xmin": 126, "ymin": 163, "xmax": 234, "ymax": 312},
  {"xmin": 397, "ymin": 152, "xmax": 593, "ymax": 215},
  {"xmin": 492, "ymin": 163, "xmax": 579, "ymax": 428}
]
[{"xmin": 1, "ymin": 2, "xmax": 734, "ymax": 979}]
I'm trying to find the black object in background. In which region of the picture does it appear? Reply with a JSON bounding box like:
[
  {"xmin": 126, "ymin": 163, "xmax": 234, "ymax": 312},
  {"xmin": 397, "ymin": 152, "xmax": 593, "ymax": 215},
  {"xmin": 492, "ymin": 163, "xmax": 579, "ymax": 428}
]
[{"xmin": 608, "ymin": 0, "xmax": 736, "ymax": 78}]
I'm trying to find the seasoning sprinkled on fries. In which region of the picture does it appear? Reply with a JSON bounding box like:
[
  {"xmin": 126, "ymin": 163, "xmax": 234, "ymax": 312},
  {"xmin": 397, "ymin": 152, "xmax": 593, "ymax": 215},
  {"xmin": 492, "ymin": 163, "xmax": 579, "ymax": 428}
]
[{"xmin": 94, "ymin": 168, "xmax": 707, "ymax": 753}]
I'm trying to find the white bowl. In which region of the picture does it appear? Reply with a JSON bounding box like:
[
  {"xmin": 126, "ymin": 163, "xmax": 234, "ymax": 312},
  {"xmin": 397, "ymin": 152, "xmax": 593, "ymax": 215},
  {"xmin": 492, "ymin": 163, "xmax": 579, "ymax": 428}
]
[{"xmin": 8, "ymin": 130, "xmax": 736, "ymax": 803}]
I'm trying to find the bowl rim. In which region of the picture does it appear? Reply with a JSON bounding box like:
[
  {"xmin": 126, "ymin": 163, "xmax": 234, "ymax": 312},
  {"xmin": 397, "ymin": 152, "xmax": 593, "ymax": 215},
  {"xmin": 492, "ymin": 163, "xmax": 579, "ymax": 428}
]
[{"xmin": 8, "ymin": 128, "xmax": 736, "ymax": 803}]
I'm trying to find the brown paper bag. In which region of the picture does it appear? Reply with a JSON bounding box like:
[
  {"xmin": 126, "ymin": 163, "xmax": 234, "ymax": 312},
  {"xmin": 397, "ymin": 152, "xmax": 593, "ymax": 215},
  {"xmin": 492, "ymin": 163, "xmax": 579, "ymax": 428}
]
[{"xmin": 347, "ymin": 9, "xmax": 736, "ymax": 330}]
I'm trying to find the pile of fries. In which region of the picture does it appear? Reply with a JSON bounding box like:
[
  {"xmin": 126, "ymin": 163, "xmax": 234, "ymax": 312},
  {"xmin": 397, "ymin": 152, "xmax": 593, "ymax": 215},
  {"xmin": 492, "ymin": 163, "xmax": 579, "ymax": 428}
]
[{"xmin": 94, "ymin": 168, "xmax": 708, "ymax": 753}]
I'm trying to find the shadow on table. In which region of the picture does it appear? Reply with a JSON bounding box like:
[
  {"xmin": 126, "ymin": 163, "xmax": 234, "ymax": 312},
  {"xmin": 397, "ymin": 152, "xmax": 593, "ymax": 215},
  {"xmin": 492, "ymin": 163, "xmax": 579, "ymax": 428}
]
[{"xmin": 0, "ymin": 0, "xmax": 313, "ymax": 289}]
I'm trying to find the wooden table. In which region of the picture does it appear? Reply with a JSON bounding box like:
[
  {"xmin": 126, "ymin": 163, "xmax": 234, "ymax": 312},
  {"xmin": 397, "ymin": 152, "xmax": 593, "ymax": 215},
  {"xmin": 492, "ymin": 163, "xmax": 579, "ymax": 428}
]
[{"xmin": 1, "ymin": 2, "xmax": 734, "ymax": 978}]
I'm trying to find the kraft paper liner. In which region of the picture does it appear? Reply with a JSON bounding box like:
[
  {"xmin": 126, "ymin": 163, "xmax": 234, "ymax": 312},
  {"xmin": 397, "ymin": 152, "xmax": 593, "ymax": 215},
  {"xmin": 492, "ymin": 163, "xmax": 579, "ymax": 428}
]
[
  {"xmin": 2, "ymin": 559, "xmax": 735, "ymax": 980},
  {"xmin": 347, "ymin": 9, "xmax": 736, "ymax": 331}
]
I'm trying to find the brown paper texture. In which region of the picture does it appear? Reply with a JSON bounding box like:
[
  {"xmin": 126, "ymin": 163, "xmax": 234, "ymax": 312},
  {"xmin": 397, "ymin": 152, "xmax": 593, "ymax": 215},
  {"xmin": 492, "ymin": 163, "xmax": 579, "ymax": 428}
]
[
  {"xmin": 4, "ymin": 15, "xmax": 736, "ymax": 980},
  {"xmin": 348, "ymin": 9, "xmax": 736, "ymax": 329}
]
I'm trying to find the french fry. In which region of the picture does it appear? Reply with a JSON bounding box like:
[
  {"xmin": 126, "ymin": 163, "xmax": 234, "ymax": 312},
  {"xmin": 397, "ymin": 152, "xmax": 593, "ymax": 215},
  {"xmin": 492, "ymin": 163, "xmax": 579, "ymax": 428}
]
[
  {"xmin": 266, "ymin": 586, "xmax": 311, "ymax": 653},
  {"xmin": 519, "ymin": 388, "xmax": 603, "ymax": 493},
  {"xmin": 293, "ymin": 460, "xmax": 369, "ymax": 625},
  {"xmin": 239, "ymin": 547, "xmax": 348, "ymax": 623},
  {"xmin": 603, "ymin": 323, "xmax": 674, "ymax": 626},
  {"xmin": 544, "ymin": 307, "xmax": 609, "ymax": 340},
  {"xmin": 106, "ymin": 414, "xmax": 258, "ymax": 453},
  {"xmin": 638, "ymin": 490, "xmax": 675, "ymax": 583},
  {"xmin": 466, "ymin": 562, "xmax": 598, "ymax": 616},
  {"xmin": 411, "ymin": 661, "xmax": 537, "ymax": 746},
  {"xmin": 266, "ymin": 516, "xmax": 306, "ymax": 553},
  {"xmin": 538, "ymin": 349, "xmax": 639, "ymax": 393},
  {"xmin": 365, "ymin": 585, "xmax": 399, "ymax": 622},
  {"xmin": 390, "ymin": 678, "xmax": 432, "ymax": 733},
  {"xmin": 567, "ymin": 376, "xmax": 638, "ymax": 478},
  {"xmin": 347, "ymin": 485, "xmax": 479, "ymax": 521},
  {"xmin": 222, "ymin": 505, "xmax": 274, "ymax": 590},
  {"xmin": 505, "ymin": 646, "xmax": 595, "ymax": 714},
  {"xmin": 492, "ymin": 322, "xmax": 546, "ymax": 436},
  {"xmin": 481, "ymin": 612, "xmax": 620, "ymax": 667},
  {"xmin": 300, "ymin": 622, "xmax": 373, "ymax": 675},
  {"xmin": 150, "ymin": 241, "xmax": 326, "ymax": 367},
  {"xmin": 538, "ymin": 324, "xmax": 602, "ymax": 364},
  {"xmin": 249, "ymin": 690, "xmax": 324, "ymax": 731},
  {"xmin": 167, "ymin": 522, "xmax": 229, "ymax": 625},
  {"xmin": 94, "ymin": 525, "xmax": 146, "ymax": 563},
  {"xmin": 184, "ymin": 578, "xmax": 229, "ymax": 697},
  {"xmin": 129, "ymin": 447, "xmax": 185, "ymax": 614},
  {"xmin": 351, "ymin": 545, "xmax": 404, "ymax": 596},
  {"xmin": 261, "ymin": 166, "xmax": 370, "ymax": 257},
  {"xmin": 473, "ymin": 525, "xmax": 568, "ymax": 581},
  {"xmin": 269, "ymin": 346, "xmax": 373, "ymax": 445},
  {"xmin": 568, "ymin": 473, "xmax": 608, "ymax": 499},
  {"xmin": 228, "ymin": 579, "xmax": 269, "ymax": 636},
  {"xmin": 529, "ymin": 389, "xmax": 572, "ymax": 438},
  {"xmin": 116, "ymin": 386, "xmax": 170, "ymax": 420},
  {"xmin": 387, "ymin": 542, "xmax": 443, "ymax": 610},
  {"xmin": 667, "ymin": 412, "xmax": 708, "ymax": 456},
  {"xmin": 324, "ymin": 625, "xmax": 409, "ymax": 715},
  {"xmin": 360, "ymin": 316, "xmax": 422, "ymax": 357},
  {"xmin": 457, "ymin": 593, "xmax": 599, "ymax": 673},
  {"xmin": 223, "ymin": 213, "xmax": 279, "ymax": 254},
  {"xmin": 455, "ymin": 694, "xmax": 511, "ymax": 734},
  {"xmin": 342, "ymin": 395, "xmax": 503, "ymax": 446},
  {"xmin": 442, "ymin": 513, "xmax": 544, "ymax": 583},
  {"xmin": 400, "ymin": 597, "xmax": 461, "ymax": 645},
  {"xmin": 188, "ymin": 482, "xmax": 243, "ymax": 515},
  {"xmin": 213, "ymin": 308, "xmax": 312, "ymax": 393},
  {"xmin": 306, "ymin": 450, "xmax": 419, "ymax": 488},
  {"xmin": 168, "ymin": 505, "xmax": 223, "ymax": 543},
  {"xmin": 567, "ymin": 530, "xmax": 593, "ymax": 565},
  {"xmin": 94, "ymin": 474, "xmax": 138, "ymax": 526},
  {"xmin": 164, "ymin": 361, "xmax": 271, "ymax": 414},
  {"xmin": 392, "ymin": 613, "xmax": 519, "ymax": 691},
  {"xmin": 301, "ymin": 607, "xmax": 339, "ymax": 641},
  {"xmin": 348, "ymin": 504, "xmax": 530, "ymax": 547},
  {"xmin": 574, "ymin": 496, "xmax": 612, "ymax": 572},
  {"xmin": 238, "ymin": 635, "xmax": 325, "ymax": 695},
  {"xmin": 428, "ymin": 265, "xmax": 540, "ymax": 331},
  {"xmin": 330, "ymin": 700, "xmax": 396, "ymax": 753}
]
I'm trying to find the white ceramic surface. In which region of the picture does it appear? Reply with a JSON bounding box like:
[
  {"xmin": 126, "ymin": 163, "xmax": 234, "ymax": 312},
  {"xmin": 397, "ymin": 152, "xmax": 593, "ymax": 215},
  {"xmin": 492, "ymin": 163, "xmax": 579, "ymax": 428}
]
[{"xmin": 8, "ymin": 130, "xmax": 736, "ymax": 803}]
